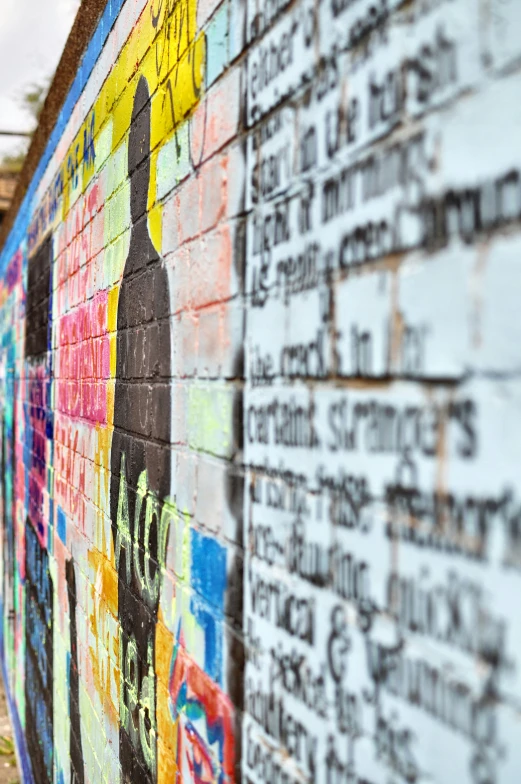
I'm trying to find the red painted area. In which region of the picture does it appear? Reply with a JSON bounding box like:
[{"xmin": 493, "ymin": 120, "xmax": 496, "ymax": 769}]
[
  {"xmin": 170, "ymin": 641, "xmax": 235, "ymax": 782},
  {"xmin": 56, "ymin": 289, "xmax": 109, "ymax": 423}
]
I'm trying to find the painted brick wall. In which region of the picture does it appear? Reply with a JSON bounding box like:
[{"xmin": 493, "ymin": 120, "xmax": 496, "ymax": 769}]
[{"xmin": 0, "ymin": 0, "xmax": 521, "ymax": 782}]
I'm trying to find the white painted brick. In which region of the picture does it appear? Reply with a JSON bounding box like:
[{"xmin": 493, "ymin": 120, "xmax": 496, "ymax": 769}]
[
  {"xmin": 487, "ymin": 0, "xmax": 521, "ymax": 73},
  {"xmin": 229, "ymin": 0, "xmax": 246, "ymax": 61},
  {"xmin": 246, "ymin": 0, "xmax": 316, "ymax": 126},
  {"xmin": 335, "ymin": 270, "xmax": 393, "ymax": 378}
]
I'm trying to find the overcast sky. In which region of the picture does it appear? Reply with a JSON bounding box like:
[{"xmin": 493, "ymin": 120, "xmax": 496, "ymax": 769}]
[{"xmin": 0, "ymin": 0, "xmax": 81, "ymax": 162}]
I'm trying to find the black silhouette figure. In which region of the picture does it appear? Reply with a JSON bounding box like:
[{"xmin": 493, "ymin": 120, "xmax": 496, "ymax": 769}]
[
  {"xmin": 66, "ymin": 558, "xmax": 84, "ymax": 784},
  {"xmin": 24, "ymin": 235, "xmax": 55, "ymax": 784},
  {"xmin": 110, "ymin": 75, "xmax": 171, "ymax": 784}
]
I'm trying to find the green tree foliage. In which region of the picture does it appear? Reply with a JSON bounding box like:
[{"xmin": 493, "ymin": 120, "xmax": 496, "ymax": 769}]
[{"xmin": 21, "ymin": 79, "xmax": 50, "ymax": 124}]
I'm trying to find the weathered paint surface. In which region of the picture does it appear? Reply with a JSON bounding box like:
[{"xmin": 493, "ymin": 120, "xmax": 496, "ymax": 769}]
[{"xmin": 1, "ymin": 0, "xmax": 521, "ymax": 782}]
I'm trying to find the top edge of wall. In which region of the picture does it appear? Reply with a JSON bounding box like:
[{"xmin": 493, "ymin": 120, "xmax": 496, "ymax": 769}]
[{"xmin": 0, "ymin": 0, "xmax": 112, "ymax": 255}]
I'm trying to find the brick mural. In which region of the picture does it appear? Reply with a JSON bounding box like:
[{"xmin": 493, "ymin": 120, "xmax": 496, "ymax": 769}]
[{"xmin": 0, "ymin": 0, "xmax": 521, "ymax": 782}]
